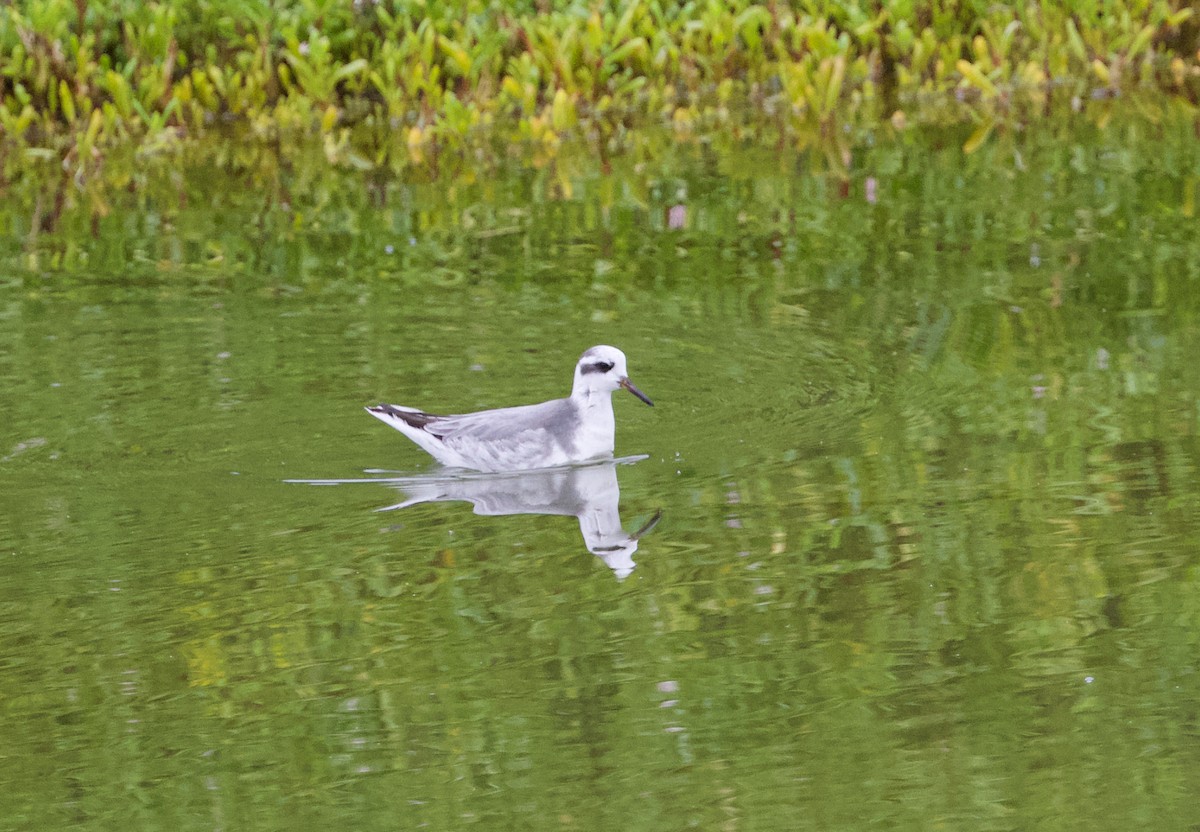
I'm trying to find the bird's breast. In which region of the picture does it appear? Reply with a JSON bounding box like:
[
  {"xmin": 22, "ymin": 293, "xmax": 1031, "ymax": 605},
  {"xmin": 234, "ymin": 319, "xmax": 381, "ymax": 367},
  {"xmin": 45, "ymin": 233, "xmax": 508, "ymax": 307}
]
[{"xmin": 572, "ymin": 399, "xmax": 616, "ymax": 458}]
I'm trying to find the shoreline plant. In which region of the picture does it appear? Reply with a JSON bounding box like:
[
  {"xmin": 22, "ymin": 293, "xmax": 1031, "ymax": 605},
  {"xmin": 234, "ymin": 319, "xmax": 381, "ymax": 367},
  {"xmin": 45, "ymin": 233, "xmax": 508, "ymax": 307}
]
[{"xmin": 3, "ymin": 1, "xmax": 1197, "ymax": 159}]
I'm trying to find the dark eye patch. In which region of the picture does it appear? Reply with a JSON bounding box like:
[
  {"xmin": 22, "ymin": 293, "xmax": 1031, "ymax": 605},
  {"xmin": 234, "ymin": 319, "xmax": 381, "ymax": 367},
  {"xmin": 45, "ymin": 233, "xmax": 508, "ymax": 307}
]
[{"xmin": 581, "ymin": 360, "xmax": 615, "ymax": 375}]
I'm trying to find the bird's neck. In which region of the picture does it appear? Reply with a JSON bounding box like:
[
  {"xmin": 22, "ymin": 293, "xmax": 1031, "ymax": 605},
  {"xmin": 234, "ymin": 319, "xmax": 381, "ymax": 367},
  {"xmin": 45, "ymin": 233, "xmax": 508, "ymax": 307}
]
[
  {"xmin": 572, "ymin": 388, "xmax": 617, "ymax": 458},
  {"xmin": 572, "ymin": 387, "xmax": 613, "ymax": 411}
]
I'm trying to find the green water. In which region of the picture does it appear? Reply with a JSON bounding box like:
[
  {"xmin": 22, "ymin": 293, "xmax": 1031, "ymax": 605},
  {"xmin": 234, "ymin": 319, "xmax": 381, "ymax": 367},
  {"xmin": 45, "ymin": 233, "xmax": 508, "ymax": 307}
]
[{"xmin": 3, "ymin": 119, "xmax": 1200, "ymax": 830}]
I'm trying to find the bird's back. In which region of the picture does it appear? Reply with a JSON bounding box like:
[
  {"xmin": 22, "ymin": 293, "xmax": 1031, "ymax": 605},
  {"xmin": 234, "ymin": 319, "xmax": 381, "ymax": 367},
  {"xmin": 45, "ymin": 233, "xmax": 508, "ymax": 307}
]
[{"xmin": 370, "ymin": 397, "xmax": 587, "ymax": 471}]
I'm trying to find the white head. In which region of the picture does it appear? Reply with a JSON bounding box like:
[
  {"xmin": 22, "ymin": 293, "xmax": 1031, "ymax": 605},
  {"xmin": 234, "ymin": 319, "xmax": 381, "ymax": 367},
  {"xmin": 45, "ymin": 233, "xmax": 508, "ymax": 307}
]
[{"xmin": 571, "ymin": 345, "xmax": 654, "ymax": 406}]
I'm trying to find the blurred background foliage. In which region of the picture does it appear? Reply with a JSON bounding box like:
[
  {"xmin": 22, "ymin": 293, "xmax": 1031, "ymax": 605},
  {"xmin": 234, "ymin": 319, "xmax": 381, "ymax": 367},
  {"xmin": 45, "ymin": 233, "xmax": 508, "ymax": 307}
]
[{"xmin": 2, "ymin": 0, "xmax": 1198, "ymax": 188}]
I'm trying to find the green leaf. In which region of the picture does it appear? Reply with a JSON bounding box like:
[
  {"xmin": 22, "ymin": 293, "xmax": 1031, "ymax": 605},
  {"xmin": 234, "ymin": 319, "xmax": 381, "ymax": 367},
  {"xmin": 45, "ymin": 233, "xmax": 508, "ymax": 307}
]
[
  {"xmin": 1065, "ymin": 19, "xmax": 1088, "ymax": 63},
  {"xmin": 1126, "ymin": 24, "xmax": 1156, "ymax": 60},
  {"xmin": 437, "ymin": 36, "xmax": 473, "ymax": 77},
  {"xmin": 332, "ymin": 58, "xmax": 368, "ymax": 83},
  {"xmin": 957, "ymin": 59, "xmax": 997, "ymax": 96}
]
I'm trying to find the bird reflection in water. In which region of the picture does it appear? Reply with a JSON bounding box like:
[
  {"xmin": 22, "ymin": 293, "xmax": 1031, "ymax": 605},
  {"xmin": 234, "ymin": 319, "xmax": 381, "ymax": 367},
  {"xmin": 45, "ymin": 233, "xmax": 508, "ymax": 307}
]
[{"xmin": 295, "ymin": 457, "xmax": 660, "ymax": 579}]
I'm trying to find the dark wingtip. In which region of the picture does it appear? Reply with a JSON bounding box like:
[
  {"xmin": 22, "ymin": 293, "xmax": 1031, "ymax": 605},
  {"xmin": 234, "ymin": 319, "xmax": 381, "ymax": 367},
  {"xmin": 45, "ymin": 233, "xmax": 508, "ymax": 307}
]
[{"xmin": 366, "ymin": 404, "xmax": 440, "ymax": 429}]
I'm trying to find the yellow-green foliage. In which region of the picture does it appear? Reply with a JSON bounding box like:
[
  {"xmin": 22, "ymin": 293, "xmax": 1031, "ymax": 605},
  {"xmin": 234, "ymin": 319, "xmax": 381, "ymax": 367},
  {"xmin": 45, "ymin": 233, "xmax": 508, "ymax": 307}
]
[{"xmin": 1, "ymin": 0, "xmax": 1198, "ymax": 167}]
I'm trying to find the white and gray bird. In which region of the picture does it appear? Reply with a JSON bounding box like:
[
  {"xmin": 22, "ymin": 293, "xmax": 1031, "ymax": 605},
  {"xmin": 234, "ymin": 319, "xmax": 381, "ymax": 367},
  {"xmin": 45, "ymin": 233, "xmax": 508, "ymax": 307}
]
[{"xmin": 366, "ymin": 345, "xmax": 653, "ymax": 472}]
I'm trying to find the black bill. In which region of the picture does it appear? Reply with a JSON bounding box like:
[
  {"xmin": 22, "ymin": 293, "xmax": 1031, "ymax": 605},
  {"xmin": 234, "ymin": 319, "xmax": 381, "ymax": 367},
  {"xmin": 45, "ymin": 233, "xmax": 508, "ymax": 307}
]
[{"xmin": 620, "ymin": 377, "xmax": 654, "ymax": 407}]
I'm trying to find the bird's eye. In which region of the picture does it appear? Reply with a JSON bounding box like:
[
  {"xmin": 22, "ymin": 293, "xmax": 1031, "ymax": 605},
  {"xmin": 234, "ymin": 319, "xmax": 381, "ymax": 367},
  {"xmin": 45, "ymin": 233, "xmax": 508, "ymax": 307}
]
[{"xmin": 581, "ymin": 359, "xmax": 616, "ymax": 375}]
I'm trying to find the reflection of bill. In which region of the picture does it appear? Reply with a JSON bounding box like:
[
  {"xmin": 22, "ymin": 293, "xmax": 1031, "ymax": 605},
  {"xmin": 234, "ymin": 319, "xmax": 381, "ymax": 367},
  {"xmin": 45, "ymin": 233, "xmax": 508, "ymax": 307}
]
[{"xmin": 377, "ymin": 459, "xmax": 660, "ymax": 580}]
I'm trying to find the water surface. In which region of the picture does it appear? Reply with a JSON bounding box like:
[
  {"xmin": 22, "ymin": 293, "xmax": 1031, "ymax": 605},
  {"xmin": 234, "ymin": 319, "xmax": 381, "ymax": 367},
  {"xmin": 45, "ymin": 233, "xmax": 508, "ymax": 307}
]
[{"xmin": 2, "ymin": 121, "xmax": 1199, "ymax": 830}]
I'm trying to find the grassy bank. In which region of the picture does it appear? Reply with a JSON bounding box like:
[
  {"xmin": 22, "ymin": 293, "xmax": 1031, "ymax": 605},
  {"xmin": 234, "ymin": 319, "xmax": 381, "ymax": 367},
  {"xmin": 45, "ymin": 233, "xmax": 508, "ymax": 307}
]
[{"xmin": 3, "ymin": 0, "xmax": 1198, "ymax": 169}]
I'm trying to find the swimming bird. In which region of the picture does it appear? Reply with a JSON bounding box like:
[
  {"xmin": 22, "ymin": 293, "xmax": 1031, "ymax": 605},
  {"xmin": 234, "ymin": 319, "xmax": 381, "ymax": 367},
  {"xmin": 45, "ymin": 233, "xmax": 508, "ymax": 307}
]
[{"xmin": 366, "ymin": 345, "xmax": 653, "ymax": 472}]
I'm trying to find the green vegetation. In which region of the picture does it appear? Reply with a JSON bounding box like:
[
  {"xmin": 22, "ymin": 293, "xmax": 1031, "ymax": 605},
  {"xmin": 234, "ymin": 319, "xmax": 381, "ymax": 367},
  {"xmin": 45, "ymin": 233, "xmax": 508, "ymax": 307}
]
[
  {"xmin": 2, "ymin": 0, "xmax": 1198, "ymax": 169},
  {"xmin": 3, "ymin": 1, "xmax": 1198, "ymax": 249}
]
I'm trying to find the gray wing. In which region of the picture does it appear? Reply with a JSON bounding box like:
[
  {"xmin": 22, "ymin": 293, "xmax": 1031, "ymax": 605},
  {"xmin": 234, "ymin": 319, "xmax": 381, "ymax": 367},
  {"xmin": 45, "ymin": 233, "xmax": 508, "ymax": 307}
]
[
  {"xmin": 425, "ymin": 398, "xmax": 573, "ymax": 440},
  {"xmin": 427, "ymin": 398, "xmax": 580, "ymax": 467}
]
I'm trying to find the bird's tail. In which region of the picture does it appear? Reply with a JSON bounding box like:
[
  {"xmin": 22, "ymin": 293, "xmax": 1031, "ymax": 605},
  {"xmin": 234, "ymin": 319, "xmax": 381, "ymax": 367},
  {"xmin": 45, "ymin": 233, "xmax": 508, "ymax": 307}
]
[{"xmin": 366, "ymin": 404, "xmax": 440, "ymax": 430}]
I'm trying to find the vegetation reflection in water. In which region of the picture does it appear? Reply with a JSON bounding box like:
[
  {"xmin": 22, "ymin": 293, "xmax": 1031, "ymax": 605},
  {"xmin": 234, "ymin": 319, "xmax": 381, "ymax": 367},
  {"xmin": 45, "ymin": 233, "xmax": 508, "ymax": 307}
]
[{"xmin": 1, "ymin": 117, "xmax": 1199, "ymax": 830}]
